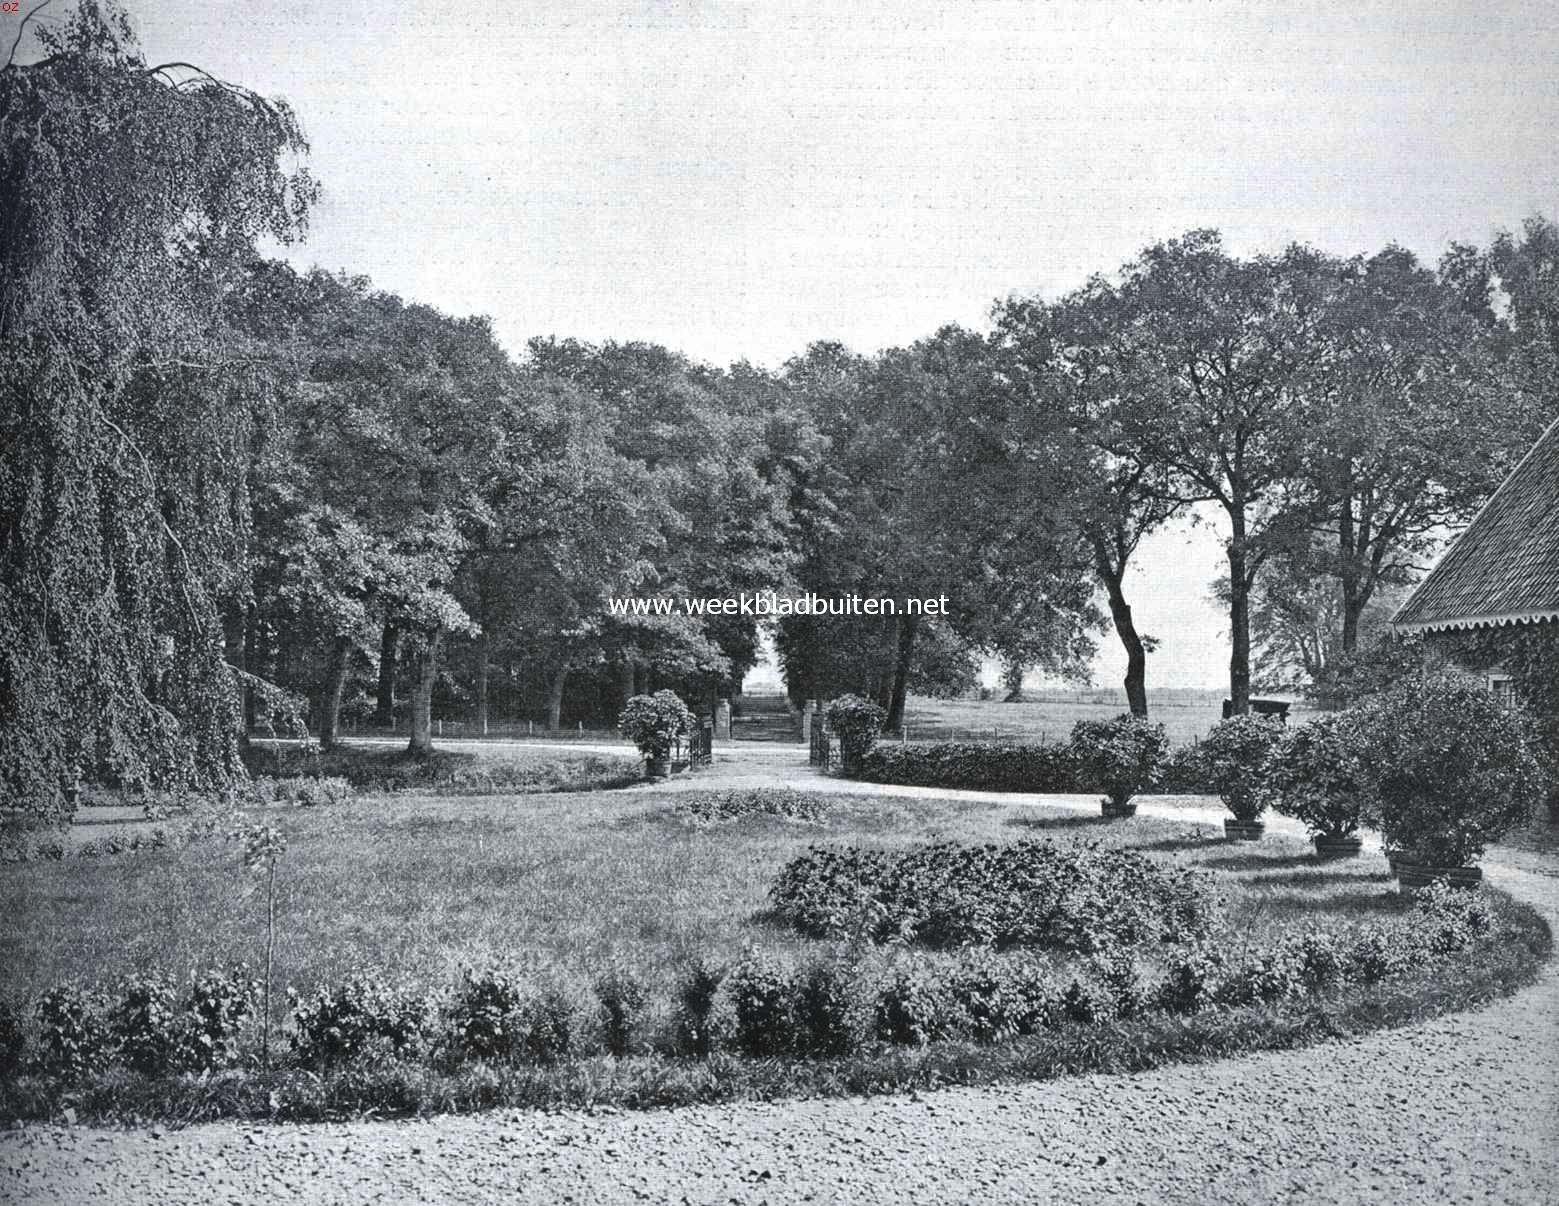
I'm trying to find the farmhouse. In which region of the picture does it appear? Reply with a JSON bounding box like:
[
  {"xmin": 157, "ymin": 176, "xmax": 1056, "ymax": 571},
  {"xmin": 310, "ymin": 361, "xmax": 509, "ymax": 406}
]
[{"xmin": 1392, "ymin": 417, "xmax": 1559, "ymax": 728}]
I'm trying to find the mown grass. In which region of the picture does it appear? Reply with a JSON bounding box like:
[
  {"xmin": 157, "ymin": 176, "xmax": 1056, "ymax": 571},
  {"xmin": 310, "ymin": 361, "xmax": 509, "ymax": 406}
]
[{"xmin": 0, "ymin": 789, "xmax": 1455, "ymax": 1004}]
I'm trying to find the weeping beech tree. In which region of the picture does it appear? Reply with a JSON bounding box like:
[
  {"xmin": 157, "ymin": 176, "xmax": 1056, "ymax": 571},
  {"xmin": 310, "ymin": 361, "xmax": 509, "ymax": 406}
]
[{"xmin": 0, "ymin": 2, "xmax": 317, "ymax": 818}]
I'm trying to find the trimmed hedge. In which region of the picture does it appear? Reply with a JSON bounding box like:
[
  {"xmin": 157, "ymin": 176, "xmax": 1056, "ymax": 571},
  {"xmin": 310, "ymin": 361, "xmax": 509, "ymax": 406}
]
[
  {"xmin": 855, "ymin": 741, "xmax": 1078, "ymax": 792},
  {"xmin": 769, "ymin": 839, "xmax": 1215, "ymax": 952}
]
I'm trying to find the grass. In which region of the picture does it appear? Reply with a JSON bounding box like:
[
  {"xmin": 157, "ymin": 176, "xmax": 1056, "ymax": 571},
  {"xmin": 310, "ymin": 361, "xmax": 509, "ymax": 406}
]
[
  {"xmin": 0, "ymin": 786, "xmax": 1493, "ymax": 1002},
  {"xmin": 1, "ymin": 783, "xmax": 1549, "ymax": 1124}
]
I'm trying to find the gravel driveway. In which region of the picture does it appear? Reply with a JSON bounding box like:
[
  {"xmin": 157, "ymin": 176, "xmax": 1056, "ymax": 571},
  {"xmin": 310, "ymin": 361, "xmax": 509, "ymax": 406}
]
[{"xmin": 5, "ymin": 774, "xmax": 1557, "ymax": 1205}]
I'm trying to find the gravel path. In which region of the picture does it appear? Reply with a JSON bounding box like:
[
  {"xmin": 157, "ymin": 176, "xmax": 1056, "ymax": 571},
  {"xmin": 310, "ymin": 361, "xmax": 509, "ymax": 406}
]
[{"xmin": 5, "ymin": 769, "xmax": 1557, "ymax": 1204}]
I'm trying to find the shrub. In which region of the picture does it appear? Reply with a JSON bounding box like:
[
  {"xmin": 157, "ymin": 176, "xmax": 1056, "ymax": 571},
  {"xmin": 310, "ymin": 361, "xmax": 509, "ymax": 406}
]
[
  {"xmin": 946, "ymin": 950, "xmax": 1037, "ymax": 1041},
  {"xmin": 674, "ymin": 960, "xmax": 725, "ymax": 1059},
  {"xmin": 1154, "ymin": 944, "xmax": 1227, "ymax": 1014},
  {"xmin": 727, "ymin": 954, "xmax": 797, "ymax": 1058},
  {"xmin": 1060, "ymin": 973, "xmax": 1116, "ymax": 1024},
  {"xmin": 292, "ymin": 978, "xmax": 433, "ymax": 1067},
  {"xmin": 34, "ymin": 986, "xmax": 113, "ymax": 1078},
  {"xmin": 855, "ymin": 741, "xmax": 1076, "ymax": 792},
  {"xmin": 594, "ymin": 968, "xmax": 649, "ymax": 1059},
  {"xmin": 1198, "ymin": 715, "xmax": 1285, "ymax": 821},
  {"xmin": 1341, "ymin": 927, "xmax": 1409, "ymax": 984},
  {"xmin": 519, "ymin": 986, "xmax": 581, "ymax": 1064},
  {"xmin": 793, "ymin": 959, "xmax": 862, "ymax": 1057},
  {"xmin": 1153, "ymin": 743, "xmax": 1218, "ymax": 794},
  {"xmin": 826, "ymin": 695, "xmax": 887, "ymax": 771},
  {"xmin": 186, "ymin": 966, "xmax": 259, "ymax": 1071},
  {"xmin": 249, "ymin": 776, "xmax": 355, "ymax": 807},
  {"xmin": 1355, "ymin": 670, "xmax": 1545, "ymax": 867},
  {"xmin": 770, "ymin": 840, "xmax": 1214, "ymax": 953},
  {"xmin": 618, "ymin": 690, "xmax": 694, "ymax": 761},
  {"xmin": 0, "ymin": 827, "xmax": 66, "ymax": 863},
  {"xmin": 1086, "ymin": 950, "xmax": 1146, "ymax": 1019},
  {"xmin": 110, "ymin": 976, "xmax": 186, "ymax": 1077},
  {"xmin": 1214, "ymin": 945, "xmax": 1302, "ymax": 1007},
  {"xmin": 1068, "ymin": 714, "xmax": 1168, "ymax": 812},
  {"xmin": 1286, "ymin": 927, "xmax": 1345, "ymax": 990},
  {"xmin": 874, "ymin": 961, "xmax": 959, "ymax": 1046},
  {"xmin": 1410, "ymin": 880, "xmax": 1496, "ymax": 955},
  {"xmin": 0, "ymin": 999, "xmax": 25, "ymax": 1078},
  {"xmin": 676, "ymin": 788, "xmax": 829, "ymax": 824},
  {"xmin": 1268, "ymin": 713, "xmax": 1370, "ymax": 839}
]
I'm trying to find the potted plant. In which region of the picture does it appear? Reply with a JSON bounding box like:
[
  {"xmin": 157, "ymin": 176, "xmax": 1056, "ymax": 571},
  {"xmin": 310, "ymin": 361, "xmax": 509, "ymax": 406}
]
[
  {"xmin": 1267, "ymin": 712, "xmax": 1369, "ymax": 857},
  {"xmin": 618, "ymin": 690, "xmax": 694, "ymax": 779},
  {"xmin": 1068, "ymin": 714, "xmax": 1168, "ymax": 818},
  {"xmin": 825, "ymin": 694, "xmax": 886, "ymax": 776},
  {"xmin": 1357, "ymin": 670, "xmax": 1545, "ymax": 888},
  {"xmin": 1198, "ymin": 714, "xmax": 1284, "ymax": 840}
]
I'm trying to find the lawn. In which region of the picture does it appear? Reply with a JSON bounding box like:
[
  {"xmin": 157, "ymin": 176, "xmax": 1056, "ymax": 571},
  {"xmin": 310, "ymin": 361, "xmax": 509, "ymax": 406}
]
[{"xmin": 2, "ymin": 784, "xmax": 1423, "ymax": 1007}]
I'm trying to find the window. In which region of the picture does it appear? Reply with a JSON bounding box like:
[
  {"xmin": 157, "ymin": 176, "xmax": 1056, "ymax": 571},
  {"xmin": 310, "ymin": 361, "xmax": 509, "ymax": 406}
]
[{"xmin": 1489, "ymin": 675, "xmax": 1517, "ymax": 706}]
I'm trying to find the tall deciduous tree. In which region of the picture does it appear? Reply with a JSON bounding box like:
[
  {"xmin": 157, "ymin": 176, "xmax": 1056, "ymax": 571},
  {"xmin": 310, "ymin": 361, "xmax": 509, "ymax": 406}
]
[{"xmin": 0, "ymin": 2, "xmax": 317, "ymax": 816}]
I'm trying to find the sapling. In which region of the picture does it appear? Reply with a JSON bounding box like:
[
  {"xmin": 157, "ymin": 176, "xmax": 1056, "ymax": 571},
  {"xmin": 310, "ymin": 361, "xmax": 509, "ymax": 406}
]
[{"xmin": 233, "ymin": 821, "xmax": 287, "ymax": 1067}]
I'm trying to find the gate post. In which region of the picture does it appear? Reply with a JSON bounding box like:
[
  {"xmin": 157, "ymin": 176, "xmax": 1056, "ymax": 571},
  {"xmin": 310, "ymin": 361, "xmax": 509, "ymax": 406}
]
[{"xmin": 715, "ymin": 697, "xmax": 732, "ymax": 742}]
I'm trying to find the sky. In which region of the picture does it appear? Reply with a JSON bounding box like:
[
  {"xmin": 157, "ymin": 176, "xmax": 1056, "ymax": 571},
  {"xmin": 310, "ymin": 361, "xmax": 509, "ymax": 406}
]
[{"xmin": 17, "ymin": 1, "xmax": 1558, "ymax": 690}]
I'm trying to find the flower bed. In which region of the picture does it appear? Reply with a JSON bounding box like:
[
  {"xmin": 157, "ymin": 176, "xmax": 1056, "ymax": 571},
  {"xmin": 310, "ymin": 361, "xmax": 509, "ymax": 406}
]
[{"xmin": 0, "ymin": 882, "xmax": 1543, "ymax": 1125}]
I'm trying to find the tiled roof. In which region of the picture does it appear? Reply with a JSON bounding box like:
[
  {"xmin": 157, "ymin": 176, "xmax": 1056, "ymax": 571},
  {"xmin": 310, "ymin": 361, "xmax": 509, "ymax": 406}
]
[{"xmin": 1393, "ymin": 419, "xmax": 1559, "ymax": 633}]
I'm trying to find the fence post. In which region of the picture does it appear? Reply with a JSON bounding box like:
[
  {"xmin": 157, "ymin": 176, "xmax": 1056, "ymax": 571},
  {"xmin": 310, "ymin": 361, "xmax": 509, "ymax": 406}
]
[{"xmin": 438, "ymin": 718, "xmax": 443, "ymax": 738}]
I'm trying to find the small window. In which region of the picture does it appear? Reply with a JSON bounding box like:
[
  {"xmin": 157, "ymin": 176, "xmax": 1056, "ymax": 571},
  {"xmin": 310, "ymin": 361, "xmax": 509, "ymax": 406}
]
[{"xmin": 1489, "ymin": 675, "xmax": 1516, "ymax": 705}]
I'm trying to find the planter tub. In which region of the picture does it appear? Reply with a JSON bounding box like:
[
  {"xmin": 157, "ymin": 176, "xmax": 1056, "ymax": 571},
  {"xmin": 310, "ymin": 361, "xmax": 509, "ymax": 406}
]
[
  {"xmin": 645, "ymin": 755, "xmax": 671, "ymax": 780},
  {"xmin": 1394, "ymin": 860, "xmax": 1483, "ymax": 890},
  {"xmin": 1101, "ymin": 801, "xmax": 1138, "ymax": 819},
  {"xmin": 1313, "ymin": 835, "xmax": 1364, "ymax": 859},
  {"xmin": 1224, "ymin": 819, "xmax": 1266, "ymax": 841}
]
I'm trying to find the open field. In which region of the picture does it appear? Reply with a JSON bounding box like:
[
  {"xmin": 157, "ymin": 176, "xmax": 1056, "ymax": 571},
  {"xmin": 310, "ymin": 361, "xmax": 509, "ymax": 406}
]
[
  {"xmin": 900, "ymin": 693, "xmax": 1311, "ymax": 746},
  {"xmin": 0, "ymin": 783, "xmax": 1439, "ymax": 1007}
]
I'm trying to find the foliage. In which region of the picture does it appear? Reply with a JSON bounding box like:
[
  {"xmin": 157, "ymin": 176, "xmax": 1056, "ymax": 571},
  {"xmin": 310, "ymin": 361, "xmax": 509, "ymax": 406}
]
[
  {"xmin": 854, "ymin": 741, "xmax": 1076, "ymax": 792},
  {"xmin": 873, "ymin": 962, "xmax": 961, "ymax": 1047},
  {"xmin": 186, "ymin": 966, "xmax": 259, "ymax": 1071},
  {"xmin": 1306, "ymin": 633, "xmax": 1436, "ymax": 711},
  {"xmin": 1355, "ymin": 671, "xmax": 1545, "ymax": 866},
  {"xmin": 109, "ymin": 976, "xmax": 186, "ymax": 1077},
  {"xmin": 594, "ymin": 968, "xmax": 649, "ymax": 1059},
  {"xmin": 825, "ymin": 694, "xmax": 887, "ymax": 764},
  {"xmin": 247, "ymin": 776, "xmax": 355, "ymax": 808},
  {"xmin": 617, "ymin": 690, "xmax": 694, "ymax": 759},
  {"xmin": 1198, "ymin": 716, "xmax": 1285, "ymax": 821},
  {"xmin": 0, "ymin": 1000, "xmax": 22, "ymax": 1078},
  {"xmin": 1067, "ymin": 714, "xmax": 1168, "ymax": 810},
  {"xmin": 444, "ymin": 969, "xmax": 523, "ymax": 1063},
  {"xmin": 728, "ymin": 954, "xmax": 798, "ymax": 1057},
  {"xmin": 675, "ymin": 788, "xmax": 830, "ymax": 824},
  {"xmin": 34, "ymin": 986, "xmax": 113, "ymax": 1079},
  {"xmin": 1267, "ymin": 713, "xmax": 1370, "ymax": 838},
  {"xmin": 674, "ymin": 959, "xmax": 725, "ymax": 1059},
  {"xmin": 0, "ymin": 2, "xmax": 316, "ymax": 819},
  {"xmin": 793, "ymin": 959, "xmax": 863, "ymax": 1057},
  {"xmin": 290, "ymin": 978, "xmax": 433, "ymax": 1067},
  {"xmin": 769, "ymin": 840, "xmax": 1214, "ymax": 952}
]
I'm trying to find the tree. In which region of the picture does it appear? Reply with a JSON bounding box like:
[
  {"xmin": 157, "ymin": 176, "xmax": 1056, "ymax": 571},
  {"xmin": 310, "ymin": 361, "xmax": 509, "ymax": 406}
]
[
  {"xmin": 0, "ymin": 2, "xmax": 317, "ymax": 816},
  {"xmin": 1103, "ymin": 232, "xmax": 1329, "ymax": 713}
]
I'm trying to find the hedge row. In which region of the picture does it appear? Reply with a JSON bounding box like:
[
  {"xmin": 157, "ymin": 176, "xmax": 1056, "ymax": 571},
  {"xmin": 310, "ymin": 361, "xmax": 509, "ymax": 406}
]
[
  {"xmin": 0, "ymin": 883, "xmax": 1504, "ymax": 1099},
  {"xmin": 854, "ymin": 740, "xmax": 1214, "ymax": 795}
]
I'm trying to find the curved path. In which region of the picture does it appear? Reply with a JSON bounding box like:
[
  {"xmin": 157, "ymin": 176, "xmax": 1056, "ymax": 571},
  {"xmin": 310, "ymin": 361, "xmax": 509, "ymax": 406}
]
[{"xmin": 5, "ymin": 756, "xmax": 1557, "ymax": 1205}]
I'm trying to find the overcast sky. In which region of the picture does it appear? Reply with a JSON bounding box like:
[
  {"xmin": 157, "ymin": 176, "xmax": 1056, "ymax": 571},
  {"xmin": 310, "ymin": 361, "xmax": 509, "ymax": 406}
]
[{"xmin": 25, "ymin": 1, "xmax": 1558, "ymax": 690}]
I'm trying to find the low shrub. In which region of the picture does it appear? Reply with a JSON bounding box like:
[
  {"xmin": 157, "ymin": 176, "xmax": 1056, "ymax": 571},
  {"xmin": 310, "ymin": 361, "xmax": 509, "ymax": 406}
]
[
  {"xmin": 186, "ymin": 966, "xmax": 259, "ymax": 1071},
  {"xmin": 109, "ymin": 976, "xmax": 186, "ymax": 1077},
  {"xmin": 675, "ymin": 788, "xmax": 829, "ymax": 824},
  {"xmin": 0, "ymin": 828, "xmax": 66, "ymax": 864},
  {"xmin": 793, "ymin": 958, "xmax": 862, "ymax": 1057},
  {"xmin": 1153, "ymin": 944, "xmax": 1227, "ymax": 1014},
  {"xmin": 727, "ymin": 954, "xmax": 797, "ymax": 1057},
  {"xmin": 945, "ymin": 950, "xmax": 1036, "ymax": 1041},
  {"xmin": 855, "ymin": 740, "xmax": 1076, "ymax": 792},
  {"xmin": 519, "ymin": 986, "xmax": 582, "ymax": 1064},
  {"xmin": 874, "ymin": 961, "xmax": 960, "ymax": 1047},
  {"xmin": 826, "ymin": 695, "xmax": 887, "ymax": 771},
  {"xmin": 1409, "ymin": 880, "xmax": 1495, "ymax": 955},
  {"xmin": 1068, "ymin": 715, "xmax": 1169, "ymax": 812},
  {"xmin": 1199, "ymin": 716, "xmax": 1285, "ymax": 821},
  {"xmin": 1214, "ymin": 945, "xmax": 1303, "ymax": 1007},
  {"xmin": 674, "ymin": 960, "xmax": 725, "ymax": 1059},
  {"xmin": 291, "ymin": 978, "xmax": 434, "ymax": 1067},
  {"xmin": 594, "ymin": 968, "xmax": 649, "ymax": 1059},
  {"xmin": 619, "ymin": 690, "xmax": 695, "ymax": 761},
  {"xmin": 34, "ymin": 986, "xmax": 113, "ymax": 1079},
  {"xmin": 1355, "ymin": 670, "xmax": 1546, "ymax": 867},
  {"xmin": 248, "ymin": 776, "xmax": 355, "ymax": 808},
  {"xmin": 770, "ymin": 839, "xmax": 1214, "ymax": 953}
]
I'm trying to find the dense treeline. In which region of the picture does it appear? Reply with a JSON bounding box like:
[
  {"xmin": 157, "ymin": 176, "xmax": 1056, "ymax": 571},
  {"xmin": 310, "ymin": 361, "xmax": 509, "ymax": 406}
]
[{"xmin": 3, "ymin": 3, "xmax": 1556, "ymax": 816}]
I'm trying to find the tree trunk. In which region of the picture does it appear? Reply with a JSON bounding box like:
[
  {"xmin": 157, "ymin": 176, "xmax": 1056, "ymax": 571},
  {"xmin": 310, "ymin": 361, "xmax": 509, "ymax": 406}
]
[
  {"xmin": 884, "ymin": 613, "xmax": 919, "ymax": 734},
  {"xmin": 319, "ymin": 635, "xmax": 351, "ymax": 749},
  {"xmin": 619, "ymin": 659, "xmax": 637, "ymax": 707},
  {"xmin": 1226, "ymin": 517, "xmax": 1252, "ymax": 715},
  {"xmin": 546, "ymin": 663, "xmax": 569, "ymax": 731},
  {"xmin": 373, "ymin": 621, "xmax": 398, "ymax": 727},
  {"xmin": 407, "ymin": 628, "xmax": 443, "ymax": 756},
  {"xmin": 474, "ymin": 631, "xmax": 490, "ymax": 734},
  {"xmin": 241, "ymin": 606, "xmax": 257, "ymax": 735},
  {"xmin": 1093, "ymin": 539, "xmax": 1149, "ymax": 718}
]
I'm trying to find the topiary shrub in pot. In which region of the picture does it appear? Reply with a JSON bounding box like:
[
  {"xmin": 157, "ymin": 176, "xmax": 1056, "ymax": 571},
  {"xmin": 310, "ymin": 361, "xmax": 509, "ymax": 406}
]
[
  {"xmin": 826, "ymin": 694, "xmax": 886, "ymax": 776},
  {"xmin": 1356, "ymin": 670, "xmax": 1546, "ymax": 888},
  {"xmin": 1268, "ymin": 712, "xmax": 1370, "ymax": 857},
  {"xmin": 618, "ymin": 690, "xmax": 694, "ymax": 779},
  {"xmin": 1198, "ymin": 714, "xmax": 1285, "ymax": 840},
  {"xmin": 1068, "ymin": 714, "xmax": 1169, "ymax": 818}
]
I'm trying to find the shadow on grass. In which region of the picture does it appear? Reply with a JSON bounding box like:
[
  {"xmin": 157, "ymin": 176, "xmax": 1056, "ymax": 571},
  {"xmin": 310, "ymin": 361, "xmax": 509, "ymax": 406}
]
[
  {"xmin": 1200, "ymin": 852, "xmax": 1320, "ymax": 873},
  {"xmin": 1003, "ymin": 814, "xmax": 1114, "ymax": 832},
  {"xmin": 1255, "ymin": 888, "xmax": 1405, "ymax": 920},
  {"xmin": 1247, "ymin": 867, "xmax": 1393, "ymax": 889},
  {"xmin": 1134, "ymin": 833, "xmax": 1222, "ymax": 853}
]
